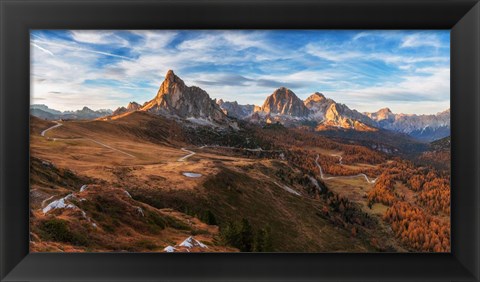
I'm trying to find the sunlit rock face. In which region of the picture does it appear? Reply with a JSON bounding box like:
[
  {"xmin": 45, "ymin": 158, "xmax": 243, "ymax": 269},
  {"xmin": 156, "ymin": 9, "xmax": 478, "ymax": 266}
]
[
  {"xmin": 261, "ymin": 87, "xmax": 310, "ymax": 117},
  {"xmin": 141, "ymin": 70, "xmax": 226, "ymax": 122}
]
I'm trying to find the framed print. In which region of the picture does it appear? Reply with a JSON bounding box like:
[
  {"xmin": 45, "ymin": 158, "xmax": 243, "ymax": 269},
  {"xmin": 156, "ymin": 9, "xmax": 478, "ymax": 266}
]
[
  {"xmin": 28, "ymin": 29, "xmax": 452, "ymax": 254},
  {"xmin": 1, "ymin": 0, "xmax": 479, "ymax": 281}
]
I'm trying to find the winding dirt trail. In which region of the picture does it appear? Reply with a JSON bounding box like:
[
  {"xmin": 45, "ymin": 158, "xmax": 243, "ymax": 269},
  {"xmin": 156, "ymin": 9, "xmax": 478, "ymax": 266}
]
[
  {"xmin": 176, "ymin": 145, "xmax": 273, "ymax": 162},
  {"xmin": 40, "ymin": 122, "xmax": 136, "ymax": 158},
  {"xmin": 177, "ymin": 148, "xmax": 196, "ymax": 162},
  {"xmin": 85, "ymin": 138, "xmax": 136, "ymax": 158},
  {"xmin": 315, "ymin": 154, "xmax": 377, "ymax": 184},
  {"xmin": 198, "ymin": 145, "xmax": 283, "ymax": 152},
  {"xmin": 41, "ymin": 122, "xmax": 62, "ymax": 137}
]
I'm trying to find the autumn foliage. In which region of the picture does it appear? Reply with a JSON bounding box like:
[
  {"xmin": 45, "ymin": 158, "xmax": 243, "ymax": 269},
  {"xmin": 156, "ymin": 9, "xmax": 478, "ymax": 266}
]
[{"xmin": 384, "ymin": 202, "xmax": 450, "ymax": 252}]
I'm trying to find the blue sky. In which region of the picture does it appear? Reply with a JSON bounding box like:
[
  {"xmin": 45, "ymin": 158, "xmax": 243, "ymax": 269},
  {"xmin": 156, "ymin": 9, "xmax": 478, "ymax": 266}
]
[{"xmin": 30, "ymin": 30, "xmax": 450, "ymax": 114}]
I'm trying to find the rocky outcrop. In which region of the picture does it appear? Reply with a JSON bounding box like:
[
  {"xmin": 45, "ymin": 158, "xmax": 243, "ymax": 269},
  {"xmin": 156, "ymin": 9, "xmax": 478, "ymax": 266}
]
[
  {"xmin": 261, "ymin": 87, "xmax": 310, "ymax": 117},
  {"xmin": 127, "ymin": 102, "xmax": 141, "ymax": 111},
  {"xmin": 141, "ymin": 70, "xmax": 226, "ymax": 123}
]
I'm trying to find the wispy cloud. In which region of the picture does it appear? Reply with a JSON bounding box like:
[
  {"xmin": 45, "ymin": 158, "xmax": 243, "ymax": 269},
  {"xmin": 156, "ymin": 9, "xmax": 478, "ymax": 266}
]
[
  {"xmin": 32, "ymin": 38, "xmax": 134, "ymax": 60},
  {"xmin": 31, "ymin": 42, "xmax": 54, "ymax": 56},
  {"xmin": 70, "ymin": 31, "xmax": 128, "ymax": 46},
  {"xmin": 400, "ymin": 33, "xmax": 444, "ymax": 49}
]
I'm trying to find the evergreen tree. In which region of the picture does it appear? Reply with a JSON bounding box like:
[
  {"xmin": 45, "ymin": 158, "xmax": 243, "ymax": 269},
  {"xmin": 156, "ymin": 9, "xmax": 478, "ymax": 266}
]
[
  {"xmin": 239, "ymin": 218, "xmax": 254, "ymax": 252},
  {"xmin": 220, "ymin": 219, "xmax": 273, "ymax": 252},
  {"xmin": 203, "ymin": 210, "xmax": 217, "ymax": 225},
  {"xmin": 262, "ymin": 226, "xmax": 273, "ymax": 252},
  {"xmin": 253, "ymin": 229, "xmax": 266, "ymax": 252},
  {"xmin": 220, "ymin": 221, "xmax": 240, "ymax": 249}
]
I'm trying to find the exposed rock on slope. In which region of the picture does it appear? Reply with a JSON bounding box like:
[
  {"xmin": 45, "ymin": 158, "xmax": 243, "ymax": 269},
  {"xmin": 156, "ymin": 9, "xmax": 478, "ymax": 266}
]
[{"xmin": 29, "ymin": 156, "xmax": 232, "ymax": 253}]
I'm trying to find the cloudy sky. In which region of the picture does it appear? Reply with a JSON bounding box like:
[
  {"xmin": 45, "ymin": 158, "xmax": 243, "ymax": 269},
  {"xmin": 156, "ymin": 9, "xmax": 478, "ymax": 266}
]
[{"xmin": 31, "ymin": 30, "xmax": 450, "ymax": 114}]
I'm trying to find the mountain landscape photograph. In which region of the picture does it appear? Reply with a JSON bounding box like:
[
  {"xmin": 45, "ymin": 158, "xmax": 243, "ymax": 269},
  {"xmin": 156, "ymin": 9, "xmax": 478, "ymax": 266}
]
[{"xmin": 29, "ymin": 30, "xmax": 450, "ymax": 253}]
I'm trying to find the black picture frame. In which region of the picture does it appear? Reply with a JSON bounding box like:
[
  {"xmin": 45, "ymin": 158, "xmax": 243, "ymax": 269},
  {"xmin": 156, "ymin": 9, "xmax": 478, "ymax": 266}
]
[{"xmin": 1, "ymin": 0, "xmax": 479, "ymax": 281}]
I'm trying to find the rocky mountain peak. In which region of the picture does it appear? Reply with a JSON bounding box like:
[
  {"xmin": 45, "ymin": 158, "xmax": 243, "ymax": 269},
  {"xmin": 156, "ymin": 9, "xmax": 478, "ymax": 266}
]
[
  {"xmin": 261, "ymin": 87, "xmax": 310, "ymax": 117},
  {"xmin": 164, "ymin": 69, "xmax": 184, "ymax": 85},
  {"xmin": 365, "ymin": 107, "xmax": 395, "ymax": 122},
  {"xmin": 154, "ymin": 70, "xmax": 187, "ymax": 103},
  {"xmin": 141, "ymin": 70, "xmax": 226, "ymax": 123},
  {"xmin": 112, "ymin": 101, "xmax": 141, "ymax": 116},
  {"xmin": 165, "ymin": 69, "xmax": 175, "ymax": 79},
  {"xmin": 304, "ymin": 92, "xmax": 336, "ymax": 120},
  {"xmin": 274, "ymin": 87, "xmax": 292, "ymax": 97},
  {"xmin": 376, "ymin": 108, "xmax": 394, "ymax": 120},
  {"xmin": 127, "ymin": 102, "xmax": 141, "ymax": 111},
  {"xmin": 305, "ymin": 92, "xmax": 326, "ymax": 103}
]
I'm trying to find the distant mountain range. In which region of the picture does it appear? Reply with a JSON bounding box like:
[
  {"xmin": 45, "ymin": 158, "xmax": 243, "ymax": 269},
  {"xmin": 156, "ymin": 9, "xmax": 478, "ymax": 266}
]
[
  {"xmin": 365, "ymin": 107, "xmax": 450, "ymax": 142},
  {"xmin": 31, "ymin": 104, "xmax": 112, "ymax": 120},
  {"xmin": 31, "ymin": 70, "xmax": 450, "ymax": 142},
  {"xmin": 212, "ymin": 84, "xmax": 449, "ymax": 142}
]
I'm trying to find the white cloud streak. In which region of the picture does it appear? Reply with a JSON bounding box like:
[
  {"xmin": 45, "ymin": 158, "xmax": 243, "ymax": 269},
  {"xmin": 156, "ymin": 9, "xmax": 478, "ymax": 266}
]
[
  {"xmin": 32, "ymin": 39, "xmax": 134, "ymax": 60},
  {"xmin": 400, "ymin": 33, "xmax": 444, "ymax": 49},
  {"xmin": 31, "ymin": 42, "xmax": 54, "ymax": 56}
]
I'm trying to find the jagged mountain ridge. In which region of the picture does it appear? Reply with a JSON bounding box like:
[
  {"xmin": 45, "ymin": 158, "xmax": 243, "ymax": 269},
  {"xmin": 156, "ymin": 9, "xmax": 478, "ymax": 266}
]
[
  {"xmin": 30, "ymin": 104, "xmax": 112, "ymax": 120},
  {"xmin": 217, "ymin": 88, "xmax": 449, "ymax": 141},
  {"xmin": 216, "ymin": 99, "xmax": 259, "ymax": 119},
  {"xmin": 219, "ymin": 88, "xmax": 376, "ymax": 131},
  {"xmin": 365, "ymin": 108, "xmax": 450, "ymax": 142}
]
